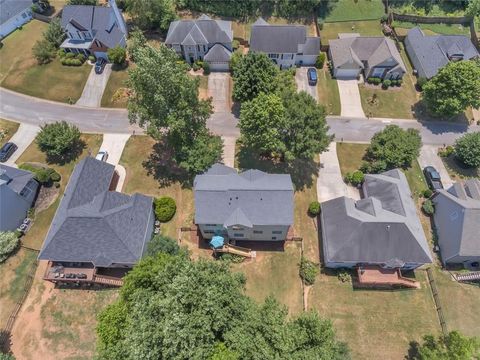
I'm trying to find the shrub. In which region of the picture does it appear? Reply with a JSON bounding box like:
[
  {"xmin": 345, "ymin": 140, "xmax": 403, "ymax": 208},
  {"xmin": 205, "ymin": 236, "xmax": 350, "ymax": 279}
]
[
  {"xmin": 423, "ymin": 189, "xmax": 433, "ymax": 198},
  {"xmin": 373, "ymin": 78, "xmax": 381, "ymax": 85},
  {"xmin": 0, "ymin": 231, "xmax": 20, "ymax": 263},
  {"xmin": 76, "ymin": 53, "xmax": 86, "ymax": 62},
  {"xmin": 345, "ymin": 170, "xmax": 364, "ymax": 186},
  {"xmin": 65, "ymin": 52, "xmax": 75, "ymax": 59},
  {"xmin": 299, "ymin": 257, "xmax": 319, "ymax": 285},
  {"xmin": 146, "ymin": 235, "xmax": 180, "ymax": 257},
  {"xmin": 337, "ymin": 270, "xmax": 351, "ymax": 283},
  {"xmin": 32, "ymin": 39, "xmax": 56, "ymax": 64},
  {"xmin": 367, "ymin": 77, "xmax": 374, "ymax": 84},
  {"xmin": 417, "ymin": 77, "xmax": 427, "ymax": 90},
  {"xmin": 360, "ymin": 160, "xmax": 387, "ymax": 174},
  {"xmin": 382, "ymin": 79, "xmax": 391, "ymax": 89},
  {"xmin": 107, "ymin": 45, "xmax": 127, "ymax": 65},
  {"xmin": 35, "ymin": 168, "xmax": 52, "ymax": 184},
  {"xmin": 202, "ymin": 61, "xmax": 210, "ymax": 75},
  {"xmin": 396, "ymin": 79, "xmax": 402, "ymax": 86},
  {"xmin": 50, "ymin": 171, "xmax": 61, "ymax": 182},
  {"xmin": 88, "ymin": 55, "xmax": 96, "ymax": 62},
  {"xmin": 438, "ymin": 145, "xmax": 454, "ymax": 158},
  {"xmin": 57, "ymin": 49, "xmax": 66, "ymax": 58},
  {"xmin": 422, "ymin": 199, "xmax": 435, "ymax": 215},
  {"xmin": 316, "ymin": 52, "xmax": 326, "ymax": 69},
  {"xmin": 154, "ymin": 196, "xmax": 176, "ymax": 222},
  {"xmin": 232, "ymin": 39, "xmax": 240, "ymax": 50},
  {"xmin": 308, "ymin": 201, "xmax": 321, "ymax": 216},
  {"xmin": 454, "ymin": 132, "xmax": 480, "ymax": 168},
  {"xmin": 192, "ymin": 62, "xmax": 201, "ymax": 71}
]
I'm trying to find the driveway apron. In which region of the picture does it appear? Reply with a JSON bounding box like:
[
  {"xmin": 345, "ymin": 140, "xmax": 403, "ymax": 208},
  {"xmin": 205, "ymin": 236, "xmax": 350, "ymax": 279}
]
[
  {"xmin": 337, "ymin": 79, "xmax": 365, "ymax": 118},
  {"xmin": 98, "ymin": 133, "xmax": 131, "ymax": 191},
  {"xmin": 76, "ymin": 64, "xmax": 112, "ymax": 107},
  {"xmin": 4, "ymin": 123, "xmax": 40, "ymax": 167}
]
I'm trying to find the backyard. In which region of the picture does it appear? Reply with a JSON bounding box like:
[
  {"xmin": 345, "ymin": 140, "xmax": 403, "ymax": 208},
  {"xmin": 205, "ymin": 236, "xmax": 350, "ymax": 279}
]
[
  {"xmin": 393, "ymin": 21, "xmax": 471, "ymax": 36},
  {"xmin": 0, "ymin": 20, "xmax": 91, "ymax": 103},
  {"xmin": 320, "ymin": 20, "xmax": 383, "ymax": 45},
  {"xmin": 319, "ymin": 0, "xmax": 385, "ymax": 22},
  {"xmin": 0, "ymin": 119, "xmax": 19, "ymax": 147},
  {"xmin": 316, "ymin": 67, "xmax": 341, "ymax": 116}
]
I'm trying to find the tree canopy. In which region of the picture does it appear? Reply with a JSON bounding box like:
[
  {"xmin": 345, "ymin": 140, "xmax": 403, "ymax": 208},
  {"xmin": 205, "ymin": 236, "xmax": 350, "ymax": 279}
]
[
  {"xmin": 408, "ymin": 331, "xmax": 480, "ymax": 360},
  {"xmin": 96, "ymin": 254, "xmax": 349, "ymax": 360},
  {"xmin": 124, "ymin": 0, "xmax": 176, "ymax": 31},
  {"xmin": 36, "ymin": 121, "xmax": 82, "ymax": 162},
  {"xmin": 454, "ymin": 132, "xmax": 480, "ymax": 168},
  {"xmin": 362, "ymin": 125, "xmax": 422, "ymax": 172},
  {"xmin": 127, "ymin": 27, "xmax": 147, "ymax": 62},
  {"xmin": 107, "ymin": 46, "xmax": 127, "ymax": 65},
  {"xmin": 43, "ymin": 18, "xmax": 65, "ymax": 48},
  {"xmin": 0, "ymin": 232, "xmax": 19, "ymax": 263},
  {"xmin": 127, "ymin": 45, "xmax": 222, "ymax": 175},
  {"xmin": 423, "ymin": 60, "xmax": 480, "ymax": 117}
]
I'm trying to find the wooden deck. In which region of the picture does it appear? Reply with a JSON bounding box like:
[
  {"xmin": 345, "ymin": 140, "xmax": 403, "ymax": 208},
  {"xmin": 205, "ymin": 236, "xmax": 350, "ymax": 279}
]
[
  {"xmin": 356, "ymin": 266, "xmax": 420, "ymax": 289},
  {"xmin": 43, "ymin": 262, "xmax": 124, "ymax": 287}
]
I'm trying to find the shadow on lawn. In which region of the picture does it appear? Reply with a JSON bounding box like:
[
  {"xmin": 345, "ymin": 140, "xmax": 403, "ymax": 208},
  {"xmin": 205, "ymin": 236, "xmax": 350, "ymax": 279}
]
[
  {"xmin": 45, "ymin": 139, "xmax": 86, "ymax": 166},
  {"xmin": 236, "ymin": 145, "xmax": 320, "ymax": 190},
  {"xmin": 412, "ymin": 101, "xmax": 472, "ymax": 125}
]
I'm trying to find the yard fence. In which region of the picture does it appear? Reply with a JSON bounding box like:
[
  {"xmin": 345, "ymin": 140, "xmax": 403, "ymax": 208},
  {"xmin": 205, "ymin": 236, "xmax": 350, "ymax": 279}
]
[
  {"xmin": 32, "ymin": 9, "xmax": 62, "ymax": 24},
  {"xmin": 426, "ymin": 267, "xmax": 448, "ymax": 336},
  {"xmin": 0, "ymin": 249, "xmax": 39, "ymax": 352}
]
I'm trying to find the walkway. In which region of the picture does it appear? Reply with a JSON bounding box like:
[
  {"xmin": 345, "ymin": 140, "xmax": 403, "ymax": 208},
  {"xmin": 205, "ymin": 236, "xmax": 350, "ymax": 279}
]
[
  {"xmin": 418, "ymin": 145, "xmax": 454, "ymax": 189},
  {"xmin": 98, "ymin": 133, "xmax": 130, "ymax": 191},
  {"xmin": 337, "ymin": 79, "xmax": 365, "ymax": 118},
  {"xmin": 76, "ymin": 65, "xmax": 112, "ymax": 107},
  {"xmin": 4, "ymin": 123, "xmax": 39, "ymax": 167}
]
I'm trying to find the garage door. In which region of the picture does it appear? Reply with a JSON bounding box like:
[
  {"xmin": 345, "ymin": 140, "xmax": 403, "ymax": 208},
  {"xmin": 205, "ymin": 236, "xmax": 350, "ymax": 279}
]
[
  {"xmin": 208, "ymin": 61, "xmax": 229, "ymax": 72},
  {"xmin": 335, "ymin": 68, "xmax": 361, "ymax": 79}
]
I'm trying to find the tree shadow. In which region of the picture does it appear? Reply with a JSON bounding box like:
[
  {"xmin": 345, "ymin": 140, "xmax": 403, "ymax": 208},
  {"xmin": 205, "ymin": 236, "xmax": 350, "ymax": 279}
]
[
  {"xmin": 0, "ymin": 329, "xmax": 12, "ymax": 354},
  {"xmin": 405, "ymin": 340, "xmax": 420, "ymax": 360},
  {"xmin": 412, "ymin": 101, "xmax": 472, "ymax": 125},
  {"xmin": 45, "ymin": 139, "xmax": 86, "ymax": 166},
  {"xmin": 236, "ymin": 144, "xmax": 320, "ymax": 190},
  {"xmin": 142, "ymin": 140, "xmax": 193, "ymax": 188}
]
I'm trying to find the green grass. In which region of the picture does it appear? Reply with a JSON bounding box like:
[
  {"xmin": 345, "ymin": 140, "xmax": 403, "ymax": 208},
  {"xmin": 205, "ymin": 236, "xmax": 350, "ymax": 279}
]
[
  {"xmin": 320, "ymin": 20, "xmax": 383, "ymax": 44},
  {"xmin": 0, "ymin": 118, "xmax": 19, "ymax": 146},
  {"xmin": 393, "ymin": 21, "xmax": 471, "ymax": 36},
  {"xmin": 320, "ymin": 0, "xmax": 385, "ymax": 22},
  {"xmin": 17, "ymin": 134, "xmax": 102, "ymax": 249},
  {"xmin": 441, "ymin": 154, "xmax": 480, "ymax": 180},
  {"xmin": 101, "ymin": 66, "xmax": 129, "ymax": 108},
  {"xmin": 0, "ymin": 20, "xmax": 91, "ymax": 103},
  {"xmin": 317, "ymin": 68, "xmax": 341, "ymax": 116},
  {"xmin": 391, "ymin": 3, "xmax": 467, "ymax": 17}
]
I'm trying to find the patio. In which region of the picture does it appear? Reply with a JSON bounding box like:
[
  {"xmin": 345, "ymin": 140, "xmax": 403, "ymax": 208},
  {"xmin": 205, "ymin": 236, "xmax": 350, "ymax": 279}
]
[{"xmin": 356, "ymin": 266, "xmax": 421, "ymax": 289}]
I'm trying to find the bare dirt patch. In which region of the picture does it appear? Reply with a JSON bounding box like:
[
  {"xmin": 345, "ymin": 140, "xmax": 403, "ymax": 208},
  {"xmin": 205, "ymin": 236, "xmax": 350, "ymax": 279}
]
[{"xmin": 34, "ymin": 186, "xmax": 59, "ymax": 214}]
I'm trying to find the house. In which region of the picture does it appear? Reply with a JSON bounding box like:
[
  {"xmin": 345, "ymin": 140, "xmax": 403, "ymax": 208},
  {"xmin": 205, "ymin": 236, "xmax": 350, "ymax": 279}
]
[
  {"xmin": 0, "ymin": 164, "xmax": 39, "ymax": 231},
  {"xmin": 38, "ymin": 157, "xmax": 154, "ymax": 286},
  {"xmin": 432, "ymin": 180, "xmax": 480, "ymax": 268},
  {"xmin": 0, "ymin": 0, "xmax": 33, "ymax": 39},
  {"xmin": 194, "ymin": 164, "xmax": 294, "ymax": 241},
  {"xmin": 165, "ymin": 14, "xmax": 233, "ymax": 71},
  {"xmin": 405, "ymin": 27, "xmax": 480, "ymax": 79},
  {"xmin": 321, "ymin": 169, "xmax": 432, "ymax": 270},
  {"xmin": 329, "ymin": 34, "xmax": 406, "ymax": 80},
  {"xmin": 60, "ymin": 0, "xmax": 127, "ymax": 60},
  {"xmin": 249, "ymin": 18, "xmax": 320, "ymax": 69}
]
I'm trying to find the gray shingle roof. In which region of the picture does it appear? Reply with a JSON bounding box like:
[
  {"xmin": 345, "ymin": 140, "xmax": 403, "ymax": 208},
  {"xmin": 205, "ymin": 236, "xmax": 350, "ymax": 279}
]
[
  {"xmin": 0, "ymin": 0, "xmax": 31, "ymax": 27},
  {"xmin": 38, "ymin": 157, "xmax": 153, "ymax": 267},
  {"xmin": 61, "ymin": 4, "xmax": 127, "ymax": 48},
  {"xmin": 165, "ymin": 16, "xmax": 233, "ymax": 46},
  {"xmin": 249, "ymin": 18, "xmax": 319, "ymax": 55},
  {"xmin": 321, "ymin": 169, "xmax": 432, "ymax": 266},
  {"xmin": 433, "ymin": 180, "xmax": 480, "ymax": 262},
  {"xmin": 405, "ymin": 27, "xmax": 479, "ymax": 79},
  {"xmin": 329, "ymin": 36, "xmax": 406, "ymax": 72},
  {"xmin": 0, "ymin": 164, "xmax": 35, "ymax": 193},
  {"xmin": 204, "ymin": 43, "xmax": 232, "ymax": 62},
  {"xmin": 194, "ymin": 164, "xmax": 294, "ymax": 227}
]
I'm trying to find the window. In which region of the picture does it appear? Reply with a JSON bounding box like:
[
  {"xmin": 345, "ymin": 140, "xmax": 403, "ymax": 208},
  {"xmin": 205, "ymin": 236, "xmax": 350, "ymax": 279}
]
[
  {"xmin": 268, "ymin": 53, "xmax": 279, "ymax": 59},
  {"xmin": 233, "ymin": 233, "xmax": 244, "ymax": 238},
  {"xmin": 21, "ymin": 12, "xmax": 28, "ymax": 19},
  {"xmin": 203, "ymin": 45, "xmax": 207, "ymax": 52},
  {"xmin": 272, "ymin": 237, "xmax": 277, "ymax": 240},
  {"xmin": 206, "ymin": 224, "xmax": 217, "ymax": 227},
  {"xmin": 77, "ymin": 31, "xmax": 82, "ymax": 39},
  {"xmin": 204, "ymin": 230, "xmax": 214, "ymax": 234},
  {"xmin": 272, "ymin": 231, "xmax": 282, "ymax": 235},
  {"xmin": 253, "ymin": 230, "xmax": 263, "ymax": 234},
  {"xmin": 197, "ymin": 45, "xmax": 200, "ymax": 51},
  {"xmin": 232, "ymin": 226, "xmax": 243, "ymax": 230}
]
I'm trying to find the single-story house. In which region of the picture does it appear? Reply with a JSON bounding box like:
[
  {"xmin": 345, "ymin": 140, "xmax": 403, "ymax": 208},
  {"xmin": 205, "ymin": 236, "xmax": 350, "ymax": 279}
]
[
  {"xmin": 60, "ymin": 0, "xmax": 127, "ymax": 60},
  {"xmin": 405, "ymin": 27, "xmax": 480, "ymax": 79},
  {"xmin": 194, "ymin": 164, "xmax": 294, "ymax": 241},
  {"xmin": 329, "ymin": 34, "xmax": 406, "ymax": 80},
  {"xmin": 432, "ymin": 180, "xmax": 480, "ymax": 268},
  {"xmin": 0, "ymin": 0, "xmax": 33, "ymax": 39},
  {"xmin": 165, "ymin": 14, "xmax": 233, "ymax": 71},
  {"xmin": 321, "ymin": 169, "xmax": 432, "ymax": 270},
  {"xmin": 249, "ymin": 18, "xmax": 320, "ymax": 69},
  {"xmin": 38, "ymin": 157, "xmax": 154, "ymax": 286},
  {"xmin": 0, "ymin": 164, "xmax": 39, "ymax": 231}
]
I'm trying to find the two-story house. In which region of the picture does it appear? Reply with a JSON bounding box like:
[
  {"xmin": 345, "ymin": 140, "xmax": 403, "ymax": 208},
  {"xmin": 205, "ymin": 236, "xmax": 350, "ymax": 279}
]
[
  {"xmin": 249, "ymin": 18, "xmax": 320, "ymax": 69},
  {"xmin": 60, "ymin": 0, "xmax": 127, "ymax": 60},
  {"xmin": 0, "ymin": 164, "xmax": 39, "ymax": 231},
  {"xmin": 194, "ymin": 164, "xmax": 294, "ymax": 242},
  {"xmin": 0, "ymin": 0, "xmax": 33, "ymax": 39},
  {"xmin": 165, "ymin": 14, "xmax": 233, "ymax": 71}
]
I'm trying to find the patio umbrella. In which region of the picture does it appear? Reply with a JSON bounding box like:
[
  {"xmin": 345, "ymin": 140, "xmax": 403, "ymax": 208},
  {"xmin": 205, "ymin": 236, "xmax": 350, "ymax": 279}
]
[{"xmin": 209, "ymin": 236, "xmax": 225, "ymax": 249}]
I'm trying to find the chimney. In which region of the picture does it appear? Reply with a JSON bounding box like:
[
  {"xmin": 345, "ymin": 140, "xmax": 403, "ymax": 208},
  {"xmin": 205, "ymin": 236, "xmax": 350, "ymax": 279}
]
[{"xmin": 108, "ymin": 0, "xmax": 127, "ymax": 36}]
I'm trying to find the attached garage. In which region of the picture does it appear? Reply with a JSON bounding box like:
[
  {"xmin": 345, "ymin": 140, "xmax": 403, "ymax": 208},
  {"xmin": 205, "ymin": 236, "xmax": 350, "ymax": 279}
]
[
  {"xmin": 204, "ymin": 44, "xmax": 232, "ymax": 72},
  {"xmin": 334, "ymin": 68, "xmax": 361, "ymax": 79}
]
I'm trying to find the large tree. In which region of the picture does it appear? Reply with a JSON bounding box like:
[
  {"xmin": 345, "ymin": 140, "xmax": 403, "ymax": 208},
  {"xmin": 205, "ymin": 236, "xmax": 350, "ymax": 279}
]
[
  {"xmin": 96, "ymin": 254, "xmax": 349, "ymax": 360},
  {"xmin": 127, "ymin": 27, "xmax": 147, "ymax": 62},
  {"xmin": 36, "ymin": 121, "xmax": 82, "ymax": 161},
  {"xmin": 363, "ymin": 125, "xmax": 422, "ymax": 172},
  {"xmin": 454, "ymin": 132, "xmax": 480, "ymax": 168},
  {"xmin": 408, "ymin": 331, "xmax": 480, "ymax": 360},
  {"xmin": 127, "ymin": 45, "xmax": 222, "ymax": 174},
  {"xmin": 232, "ymin": 52, "xmax": 279, "ymax": 103},
  {"xmin": 43, "ymin": 18, "xmax": 65, "ymax": 48},
  {"xmin": 125, "ymin": 0, "xmax": 176, "ymax": 31},
  {"xmin": 423, "ymin": 60, "xmax": 480, "ymax": 117}
]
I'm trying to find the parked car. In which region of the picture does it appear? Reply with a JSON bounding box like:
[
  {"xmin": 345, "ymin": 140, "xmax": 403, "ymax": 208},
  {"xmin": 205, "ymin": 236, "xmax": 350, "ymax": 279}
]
[
  {"xmin": 95, "ymin": 58, "xmax": 107, "ymax": 74},
  {"xmin": 0, "ymin": 142, "xmax": 17, "ymax": 162},
  {"xmin": 423, "ymin": 166, "xmax": 443, "ymax": 191},
  {"xmin": 307, "ymin": 68, "xmax": 317, "ymax": 86},
  {"xmin": 95, "ymin": 150, "xmax": 108, "ymax": 162}
]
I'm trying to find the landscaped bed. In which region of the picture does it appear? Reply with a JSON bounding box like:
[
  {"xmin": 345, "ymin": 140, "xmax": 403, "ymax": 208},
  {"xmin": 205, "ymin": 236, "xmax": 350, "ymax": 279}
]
[{"xmin": 0, "ymin": 118, "xmax": 19, "ymax": 146}]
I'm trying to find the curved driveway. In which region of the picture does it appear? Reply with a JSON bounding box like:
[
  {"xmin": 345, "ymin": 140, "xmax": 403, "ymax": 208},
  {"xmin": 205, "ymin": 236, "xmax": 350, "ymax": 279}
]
[{"xmin": 1, "ymin": 87, "xmax": 478, "ymax": 144}]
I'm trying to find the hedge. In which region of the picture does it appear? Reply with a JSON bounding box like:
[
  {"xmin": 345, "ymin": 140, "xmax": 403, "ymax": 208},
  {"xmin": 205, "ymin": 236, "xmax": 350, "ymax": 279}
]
[
  {"xmin": 154, "ymin": 196, "xmax": 176, "ymax": 222},
  {"xmin": 308, "ymin": 201, "xmax": 321, "ymax": 216}
]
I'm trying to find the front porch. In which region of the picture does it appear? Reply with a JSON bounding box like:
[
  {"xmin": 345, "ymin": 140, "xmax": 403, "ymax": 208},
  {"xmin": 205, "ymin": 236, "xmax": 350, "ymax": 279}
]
[
  {"xmin": 60, "ymin": 38, "xmax": 92, "ymax": 56},
  {"xmin": 44, "ymin": 261, "xmax": 124, "ymax": 287}
]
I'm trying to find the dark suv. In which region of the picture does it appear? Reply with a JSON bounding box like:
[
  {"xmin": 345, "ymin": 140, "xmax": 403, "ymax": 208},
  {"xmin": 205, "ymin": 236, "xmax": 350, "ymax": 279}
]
[
  {"xmin": 95, "ymin": 58, "xmax": 107, "ymax": 74},
  {"xmin": 423, "ymin": 166, "xmax": 443, "ymax": 191},
  {"xmin": 0, "ymin": 142, "xmax": 17, "ymax": 162},
  {"xmin": 307, "ymin": 68, "xmax": 317, "ymax": 86}
]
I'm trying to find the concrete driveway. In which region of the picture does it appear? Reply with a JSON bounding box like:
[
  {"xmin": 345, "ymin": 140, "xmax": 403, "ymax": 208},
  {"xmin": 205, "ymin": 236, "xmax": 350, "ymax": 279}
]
[
  {"xmin": 76, "ymin": 64, "xmax": 112, "ymax": 107},
  {"xmin": 418, "ymin": 145, "xmax": 454, "ymax": 189},
  {"xmin": 337, "ymin": 79, "xmax": 365, "ymax": 118},
  {"xmin": 97, "ymin": 133, "xmax": 131, "ymax": 191},
  {"xmin": 208, "ymin": 72, "xmax": 231, "ymax": 113},
  {"xmin": 221, "ymin": 136, "xmax": 236, "ymax": 168},
  {"xmin": 5, "ymin": 123, "xmax": 40, "ymax": 167},
  {"xmin": 295, "ymin": 67, "xmax": 318, "ymax": 101},
  {"xmin": 317, "ymin": 142, "xmax": 359, "ymax": 203}
]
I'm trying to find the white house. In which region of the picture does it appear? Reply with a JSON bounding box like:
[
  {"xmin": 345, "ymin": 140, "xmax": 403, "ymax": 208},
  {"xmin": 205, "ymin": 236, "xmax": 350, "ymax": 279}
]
[
  {"xmin": 165, "ymin": 14, "xmax": 233, "ymax": 72},
  {"xmin": 0, "ymin": 0, "xmax": 33, "ymax": 39},
  {"xmin": 249, "ymin": 18, "xmax": 320, "ymax": 69}
]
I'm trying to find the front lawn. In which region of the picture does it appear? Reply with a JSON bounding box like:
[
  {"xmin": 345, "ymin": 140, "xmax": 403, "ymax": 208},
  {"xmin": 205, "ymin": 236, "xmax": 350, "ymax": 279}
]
[
  {"xmin": 101, "ymin": 66, "xmax": 130, "ymax": 108},
  {"xmin": 320, "ymin": 20, "xmax": 383, "ymax": 45},
  {"xmin": 0, "ymin": 118, "xmax": 19, "ymax": 146},
  {"xmin": 441, "ymin": 154, "xmax": 480, "ymax": 180},
  {"xmin": 319, "ymin": 0, "xmax": 385, "ymax": 22},
  {"xmin": 317, "ymin": 68, "xmax": 341, "ymax": 115},
  {"xmin": 0, "ymin": 20, "xmax": 91, "ymax": 103},
  {"xmin": 16, "ymin": 134, "xmax": 103, "ymax": 249}
]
